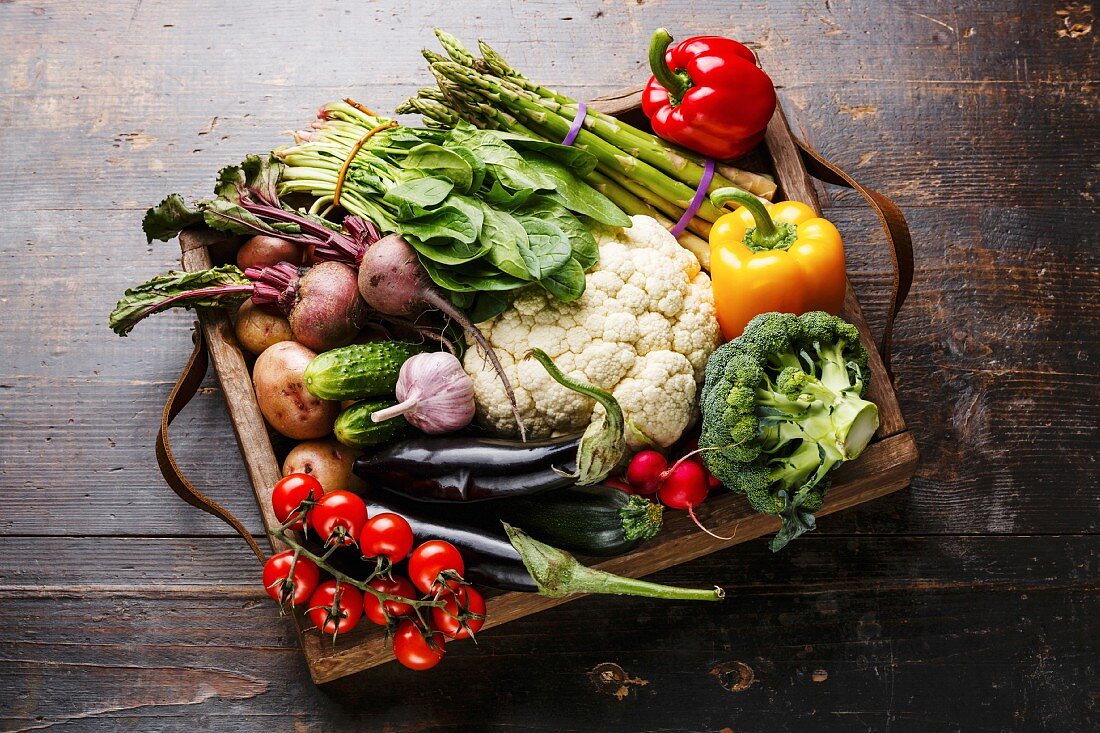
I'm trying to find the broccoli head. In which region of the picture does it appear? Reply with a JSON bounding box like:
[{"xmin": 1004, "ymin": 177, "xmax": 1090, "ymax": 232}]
[{"xmin": 700, "ymin": 311, "xmax": 880, "ymax": 551}]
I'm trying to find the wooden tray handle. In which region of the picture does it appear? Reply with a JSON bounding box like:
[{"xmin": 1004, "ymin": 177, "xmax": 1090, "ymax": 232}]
[
  {"xmin": 795, "ymin": 138, "xmax": 914, "ymax": 376},
  {"xmin": 156, "ymin": 325, "xmax": 267, "ymax": 564}
]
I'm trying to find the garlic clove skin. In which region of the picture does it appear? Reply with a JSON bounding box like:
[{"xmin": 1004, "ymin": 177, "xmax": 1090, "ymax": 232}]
[{"xmin": 370, "ymin": 351, "xmax": 476, "ymax": 434}]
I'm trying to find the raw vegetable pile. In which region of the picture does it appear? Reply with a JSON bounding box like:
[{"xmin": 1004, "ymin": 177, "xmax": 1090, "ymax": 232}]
[{"xmin": 109, "ymin": 28, "xmax": 881, "ymax": 670}]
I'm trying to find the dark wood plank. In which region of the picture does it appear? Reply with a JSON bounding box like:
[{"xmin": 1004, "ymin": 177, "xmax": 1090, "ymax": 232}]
[
  {"xmin": 1, "ymin": 535, "xmax": 1095, "ymax": 731},
  {"xmin": 1, "ymin": 0, "xmax": 1096, "ymax": 728}
]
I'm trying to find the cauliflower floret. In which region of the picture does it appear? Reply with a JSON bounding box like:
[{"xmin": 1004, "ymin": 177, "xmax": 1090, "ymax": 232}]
[
  {"xmin": 613, "ymin": 350, "xmax": 698, "ymax": 447},
  {"xmin": 463, "ymin": 215, "xmax": 721, "ymax": 449}
]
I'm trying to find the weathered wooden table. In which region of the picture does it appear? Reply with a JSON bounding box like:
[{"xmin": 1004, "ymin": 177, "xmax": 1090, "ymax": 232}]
[{"xmin": 1, "ymin": 1, "xmax": 1095, "ymax": 730}]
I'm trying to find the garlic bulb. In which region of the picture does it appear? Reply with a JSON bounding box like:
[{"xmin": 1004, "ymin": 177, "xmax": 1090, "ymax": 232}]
[{"xmin": 370, "ymin": 351, "xmax": 476, "ymax": 434}]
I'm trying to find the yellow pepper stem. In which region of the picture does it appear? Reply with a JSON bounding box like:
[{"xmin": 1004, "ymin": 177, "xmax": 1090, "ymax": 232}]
[{"xmin": 711, "ymin": 187, "xmax": 791, "ymax": 251}]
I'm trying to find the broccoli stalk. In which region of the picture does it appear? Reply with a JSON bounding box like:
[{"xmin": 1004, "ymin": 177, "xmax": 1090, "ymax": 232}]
[{"xmin": 699, "ymin": 312, "xmax": 880, "ymax": 551}]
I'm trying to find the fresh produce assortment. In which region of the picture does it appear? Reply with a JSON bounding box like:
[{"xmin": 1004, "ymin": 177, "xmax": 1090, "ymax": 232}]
[{"xmin": 110, "ymin": 27, "xmax": 884, "ymax": 670}]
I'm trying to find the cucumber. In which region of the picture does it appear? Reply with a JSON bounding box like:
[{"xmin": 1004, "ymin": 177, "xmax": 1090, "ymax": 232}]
[
  {"xmin": 303, "ymin": 342, "xmax": 422, "ymax": 401},
  {"xmin": 334, "ymin": 399, "xmax": 408, "ymax": 449},
  {"xmin": 493, "ymin": 486, "xmax": 663, "ymax": 557}
]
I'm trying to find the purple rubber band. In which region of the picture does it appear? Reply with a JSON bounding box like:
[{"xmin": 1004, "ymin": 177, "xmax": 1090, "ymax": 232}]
[
  {"xmin": 670, "ymin": 157, "xmax": 715, "ymax": 237},
  {"xmin": 561, "ymin": 102, "xmax": 587, "ymax": 146}
]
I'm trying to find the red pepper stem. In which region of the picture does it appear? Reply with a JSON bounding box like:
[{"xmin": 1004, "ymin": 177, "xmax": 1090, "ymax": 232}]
[
  {"xmin": 648, "ymin": 28, "xmax": 692, "ymax": 105},
  {"xmin": 710, "ymin": 186, "xmax": 783, "ymax": 248}
]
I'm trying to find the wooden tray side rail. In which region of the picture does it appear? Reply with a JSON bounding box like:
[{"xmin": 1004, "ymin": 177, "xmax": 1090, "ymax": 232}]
[{"xmin": 170, "ymin": 90, "xmax": 917, "ymax": 683}]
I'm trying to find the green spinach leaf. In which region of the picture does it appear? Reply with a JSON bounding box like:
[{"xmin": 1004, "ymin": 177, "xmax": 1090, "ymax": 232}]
[
  {"xmin": 524, "ymin": 154, "xmax": 631, "ymax": 227},
  {"xmin": 399, "ymin": 205, "xmax": 479, "ymax": 247},
  {"xmin": 385, "ymin": 177, "xmax": 454, "ymax": 216},
  {"xmin": 538, "ymin": 257, "xmax": 587, "ymax": 302},
  {"xmin": 517, "ymin": 198, "xmax": 600, "ymax": 271},
  {"xmin": 516, "ymin": 217, "xmax": 572, "ymax": 279},
  {"xmin": 407, "ymin": 230, "xmax": 489, "ymax": 265},
  {"xmin": 469, "ymin": 291, "xmax": 513, "ymax": 323},
  {"xmin": 401, "ymin": 144, "xmax": 474, "ymax": 193},
  {"xmin": 449, "ymin": 125, "xmax": 554, "ymax": 192},
  {"xmin": 480, "ymin": 206, "xmax": 533, "ymax": 281},
  {"xmin": 420, "ymin": 257, "xmax": 528, "ymax": 293},
  {"xmin": 494, "ymin": 132, "xmax": 598, "ymax": 177}
]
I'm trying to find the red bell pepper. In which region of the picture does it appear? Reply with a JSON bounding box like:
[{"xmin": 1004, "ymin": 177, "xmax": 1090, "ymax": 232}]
[{"xmin": 642, "ymin": 29, "xmax": 777, "ymax": 161}]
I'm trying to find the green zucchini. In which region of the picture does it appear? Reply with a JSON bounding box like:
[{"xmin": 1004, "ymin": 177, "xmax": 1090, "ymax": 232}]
[
  {"xmin": 303, "ymin": 342, "xmax": 422, "ymax": 401},
  {"xmin": 334, "ymin": 399, "xmax": 408, "ymax": 449},
  {"xmin": 494, "ymin": 486, "xmax": 663, "ymax": 557}
]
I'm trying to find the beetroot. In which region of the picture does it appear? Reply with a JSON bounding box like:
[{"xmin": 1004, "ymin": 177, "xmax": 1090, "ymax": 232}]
[
  {"xmin": 247, "ymin": 261, "xmax": 367, "ymax": 352},
  {"xmin": 356, "ymin": 234, "xmax": 525, "ymax": 438}
]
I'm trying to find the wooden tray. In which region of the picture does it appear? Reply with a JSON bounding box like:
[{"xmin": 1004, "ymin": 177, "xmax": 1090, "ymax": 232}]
[{"xmin": 178, "ymin": 90, "xmax": 918, "ymax": 684}]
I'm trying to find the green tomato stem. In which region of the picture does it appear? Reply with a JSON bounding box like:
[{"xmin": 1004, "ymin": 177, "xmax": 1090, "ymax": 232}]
[{"xmin": 272, "ymin": 523, "xmax": 444, "ymax": 611}]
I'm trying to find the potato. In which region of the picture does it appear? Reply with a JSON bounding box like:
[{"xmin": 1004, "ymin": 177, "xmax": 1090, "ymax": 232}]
[
  {"xmin": 253, "ymin": 341, "xmax": 339, "ymax": 439},
  {"xmin": 236, "ymin": 235, "xmax": 304, "ymax": 270},
  {"xmin": 235, "ymin": 300, "xmax": 294, "ymax": 356},
  {"xmin": 282, "ymin": 439, "xmax": 365, "ymax": 493}
]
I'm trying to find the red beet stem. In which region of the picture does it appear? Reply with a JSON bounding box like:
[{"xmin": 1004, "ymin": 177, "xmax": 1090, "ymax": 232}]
[
  {"xmin": 245, "ymin": 262, "xmax": 302, "ymax": 314},
  {"xmin": 310, "ymin": 217, "xmax": 381, "ymax": 267},
  {"xmin": 134, "ymin": 283, "xmax": 255, "ymax": 324}
]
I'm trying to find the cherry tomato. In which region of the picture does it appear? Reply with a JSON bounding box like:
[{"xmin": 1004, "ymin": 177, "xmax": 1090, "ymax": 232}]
[
  {"xmin": 271, "ymin": 473, "xmax": 323, "ymax": 531},
  {"xmin": 307, "ymin": 580, "xmax": 363, "ymax": 637},
  {"xmin": 362, "ymin": 575, "xmax": 417, "ymax": 626},
  {"xmin": 309, "ymin": 490, "xmax": 369, "ymax": 547},
  {"xmin": 361, "ymin": 513, "xmax": 414, "ymax": 564},
  {"xmin": 262, "ymin": 550, "xmax": 320, "ymax": 606},
  {"xmin": 392, "ymin": 619, "xmax": 446, "ymax": 670},
  {"xmin": 408, "ymin": 540, "xmax": 465, "ymax": 594},
  {"xmin": 431, "ymin": 586, "xmax": 486, "ymax": 640}
]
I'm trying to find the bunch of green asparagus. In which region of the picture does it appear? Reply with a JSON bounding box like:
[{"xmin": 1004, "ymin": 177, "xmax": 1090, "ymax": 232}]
[{"xmin": 396, "ymin": 30, "xmax": 777, "ymax": 268}]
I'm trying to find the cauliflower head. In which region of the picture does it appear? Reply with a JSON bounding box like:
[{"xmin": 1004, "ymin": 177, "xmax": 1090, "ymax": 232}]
[{"xmin": 463, "ymin": 215, "xmax": 721, "ymax": 449}]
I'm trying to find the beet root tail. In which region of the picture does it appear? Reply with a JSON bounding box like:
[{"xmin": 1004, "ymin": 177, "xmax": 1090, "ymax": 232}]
[{"xmin": 422, "ymin": 289, "xmax": 527, "ymax": 441}]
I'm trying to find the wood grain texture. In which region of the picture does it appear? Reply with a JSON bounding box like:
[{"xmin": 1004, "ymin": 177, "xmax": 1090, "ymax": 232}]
[{"xmin": 1, "ymin": 0, "xmax": 1096, "ymax": 729}]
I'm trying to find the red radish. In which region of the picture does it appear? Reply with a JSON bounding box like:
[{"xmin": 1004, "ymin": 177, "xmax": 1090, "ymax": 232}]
[
  {"xmin": 657, "ymin": 458, "xmax": 734, "ymax": 540},
  {"xmin": 627, "ymin": 447, "xmax": 734, "ymax": 540},
  {"xmin": 626, "ymin": 450, "xmax": 667, "ymax": 495},
  {"xmin": 657, "ymin": 460, "xmax": 709, "ymax": 510},
  {"xmin": 356, "ymin": 233, "xmax": 525, "ymax": 439}
]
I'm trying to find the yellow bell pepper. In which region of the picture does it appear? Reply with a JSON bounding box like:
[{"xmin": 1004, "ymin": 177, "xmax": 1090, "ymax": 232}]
[{"xmin": 708, "ymin": 187, "xmax": 846, "ymax": 341}]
